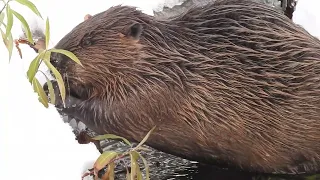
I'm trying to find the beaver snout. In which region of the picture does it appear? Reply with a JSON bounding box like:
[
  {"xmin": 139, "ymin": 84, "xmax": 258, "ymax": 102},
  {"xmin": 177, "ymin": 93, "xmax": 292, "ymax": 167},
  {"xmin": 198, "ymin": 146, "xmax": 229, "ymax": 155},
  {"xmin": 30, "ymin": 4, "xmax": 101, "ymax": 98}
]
[{"xmin": 49, "ymin": 51, "xmax": 63, "ymax": 68}]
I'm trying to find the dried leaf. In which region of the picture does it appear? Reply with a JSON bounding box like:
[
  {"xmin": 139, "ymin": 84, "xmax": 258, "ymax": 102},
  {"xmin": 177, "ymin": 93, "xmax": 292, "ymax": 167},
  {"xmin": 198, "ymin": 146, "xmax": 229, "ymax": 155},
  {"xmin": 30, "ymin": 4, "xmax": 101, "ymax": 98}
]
[
  {"xmin": 93, "ymin": 151, "xmax": 118, "ymax": 177},
  {"xmin": 126, "ymin": 172, "xmax": 131, "ymax": 180},
  {"xmin": 101, "ymin": 162, "xmax": 115, "ymax": 180},
  {"xmin": 135, "ymin": 146, "xmax": 152, "ymax": 152},
  {"xmin": 14, "ymin": 0, "xmax": 43, "ymax": 19},
  {"xmin": 135, "ymin": 126, "xmax": 156, "ymax": 149},
  {"xmin": 92, "ymin": 134, "xmax": 132, "ymax": 147}
]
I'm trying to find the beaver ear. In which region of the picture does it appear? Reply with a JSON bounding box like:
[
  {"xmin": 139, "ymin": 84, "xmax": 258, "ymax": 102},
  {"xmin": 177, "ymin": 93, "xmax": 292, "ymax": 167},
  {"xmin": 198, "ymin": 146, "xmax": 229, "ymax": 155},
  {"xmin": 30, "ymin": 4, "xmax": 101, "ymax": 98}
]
[
  {"xmin": 84, "ymin": 14, "xmax": 92, "ymax": 21},
  {"xmin": 126, "ymin": 23, "xmax": 143, "ymax": 40}
]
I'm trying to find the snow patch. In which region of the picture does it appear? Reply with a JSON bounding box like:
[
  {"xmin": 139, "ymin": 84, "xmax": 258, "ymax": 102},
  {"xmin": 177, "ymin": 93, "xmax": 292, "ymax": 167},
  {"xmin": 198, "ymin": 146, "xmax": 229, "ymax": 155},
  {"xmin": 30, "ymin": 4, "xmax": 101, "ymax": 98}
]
[{"xmin": 152, "ymin": 0, "xmax": 184, "ymax": 13}]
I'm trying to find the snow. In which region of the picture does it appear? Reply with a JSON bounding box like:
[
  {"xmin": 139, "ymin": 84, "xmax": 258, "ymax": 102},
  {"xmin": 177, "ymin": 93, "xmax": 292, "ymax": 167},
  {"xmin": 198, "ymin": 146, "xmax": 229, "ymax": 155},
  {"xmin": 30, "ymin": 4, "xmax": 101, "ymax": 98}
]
[
  {"xmin": 0, "ymin": 0, "xmax": 319, "ymax": 179},
  {"xmin": 153, "ymin": 0, "xmax": 184, "ymax": 12}
]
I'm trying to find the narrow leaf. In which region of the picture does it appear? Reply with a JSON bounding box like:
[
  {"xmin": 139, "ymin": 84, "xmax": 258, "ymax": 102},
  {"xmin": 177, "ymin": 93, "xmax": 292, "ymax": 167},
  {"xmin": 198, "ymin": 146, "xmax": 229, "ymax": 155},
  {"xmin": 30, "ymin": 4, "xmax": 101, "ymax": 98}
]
[
  {"xmin": 93, "ymin": 151, "xmax": 118, "ymax": 175},
  {"xmin": 49, "ymin": 48, "xmax": 82, "ymax": 66},
  {"xmin": 14, "ymin": 0, "xmax": 42, "ymax": 19},
  {"xmin": 102, "ymin": 162, "xmax": 115, "ymax": 180},
  {"xmin": 46, "ymin": 77, "xmax": 55, "ymax": 105},
  {"xmin": 0, "ymin": 12, "xmax": 4, "ymax": 23},
  {"xmin": 32, "ymin": 77, "xmax": 49, "ymax": 107},
  {"xmin": 45, "ymin": 17, "xmax": 49, "ymax": 49},
  {"xmin": 131, "ymin": 151, "xmax": 143, "ymax": 180},
  {"xmin": 135, "ymin": 126, "xmax": 156, "ymax": 149},
  {"xmin": 1, "ymin": 28, "xmax": 14, "ymax": 61},
  {"xmin": 136, "ymin": 168, "xmax": 143, "ymax": 180},
  {"xmin": 92, "ymin": 134, "xmax": 132, "ymax": 147},
  {"xmin": 11, "ymin": 9, "xmax": 33, "ymax": 44},
  {"xmin": 5, "ymin": 4, "xmax": 13, "ymax": 39},
  {"xmin": 43, "ymin": 56, "xmax": 66, "ymax": 107},
  {"xmin": 7, "ymin": 30, "xmax": 13, "ymax": 61},
  {"xmin": 136, "ymin": 152, "xmax": 150, "ymax": 180},
  {"xmin": 38, "ymin": 70, "xmax": 55, "ymax": 105},
  {"xmin": 27, "ymin": 51, "xmax": 44, "ymax": 83},
  {"xmin": 130, "ymin": 152, "xmax": 139, "ymax": 180}
]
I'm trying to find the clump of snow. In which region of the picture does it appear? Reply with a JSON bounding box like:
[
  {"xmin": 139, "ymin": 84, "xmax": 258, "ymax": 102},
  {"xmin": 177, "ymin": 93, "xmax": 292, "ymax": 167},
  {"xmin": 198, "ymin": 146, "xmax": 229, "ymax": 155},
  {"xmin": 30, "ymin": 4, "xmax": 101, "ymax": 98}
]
[{"xmin": 152, "ymin": 0, "xmax": 184, "ymax": 12}]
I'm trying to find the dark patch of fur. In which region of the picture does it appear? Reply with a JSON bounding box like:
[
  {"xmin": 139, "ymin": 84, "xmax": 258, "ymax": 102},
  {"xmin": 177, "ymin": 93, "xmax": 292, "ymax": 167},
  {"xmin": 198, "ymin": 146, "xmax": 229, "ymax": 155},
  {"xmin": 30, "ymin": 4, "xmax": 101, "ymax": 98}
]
[{"xmin": 47, "ymin": 0, "xmax": 320, "ymax": 174}]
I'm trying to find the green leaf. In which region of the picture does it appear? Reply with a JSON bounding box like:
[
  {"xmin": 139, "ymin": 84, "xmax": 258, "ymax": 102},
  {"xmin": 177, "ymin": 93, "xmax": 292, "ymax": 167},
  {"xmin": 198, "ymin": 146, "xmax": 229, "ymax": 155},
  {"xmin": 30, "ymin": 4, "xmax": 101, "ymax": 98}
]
[
  {"xmin": 32, "ymin": 77, "xmax": 49, "ymax": 108},
  {"xmin": 14, "ymin": 0, "xmax": 42, "ymax": 19},
  {"xmin": 43, "ymin": 55, "xmax": 66, "ymax": 107},
  {"xmin": 27, "ymin": 51, "xmax": 44, "ymax": 83},
  {"xmin": 130, "ymin": 152, "xmax": 138, "ymax": 180},
  {"xmin": 49, "ymin": 49, "xmax": 82, "ymax": 66},
  {"xmin": 0, "ymin": 12, "xmax": 4, "ymax": 23},
  {"xmin": 38, "ymin": 70, "xmax": 55, "ymax": 105},
  {"xmin": 136, "ymin": 166, "xmax": 143, "ymax": 180},
  {"xmin": 136, "ymin": 151, "xmax": 150, "ymax": 180},
  {"xmin": 45, "ymin": 17, "xmax": 49, "ymax": 49},
  {"xmin": 45, "ymin": 76, "xmax": 55, "ymax": 105},
  {"xmin": 93, "ymin": 151, "xmax": 118, "ymax": 175},
  {"xmin": 135, "ymin": 126, "xmax": 156, "ymax": 149},
  {"xmin": 7, "ymin": 30, "xmax": 13, "ymax": 61},
  {"xmin": 11, "ymin": 9, "xmax": 33, "ymax": 44},
  {"xmin": 1, "ymin": 28, "xmax": 14, "ymax": 61},
  {"xmin": 5, "ymin": 4, "xmax": 13, "ymax": 39},
  {"xmin": 92, "ymin": 134, "xmax": 132, "ymax": 147},
  {"xmin": 130, "ymin": 151, "xmax": 142, "ymax": 180}
]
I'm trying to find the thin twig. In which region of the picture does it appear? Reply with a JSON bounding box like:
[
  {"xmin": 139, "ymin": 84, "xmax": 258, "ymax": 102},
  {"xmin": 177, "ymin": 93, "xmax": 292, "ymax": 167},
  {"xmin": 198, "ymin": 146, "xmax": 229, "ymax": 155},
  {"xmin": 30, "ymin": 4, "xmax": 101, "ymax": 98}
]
[{"xmin": 0, "ymin": 0, "xmax": 9, "ymax": 15}]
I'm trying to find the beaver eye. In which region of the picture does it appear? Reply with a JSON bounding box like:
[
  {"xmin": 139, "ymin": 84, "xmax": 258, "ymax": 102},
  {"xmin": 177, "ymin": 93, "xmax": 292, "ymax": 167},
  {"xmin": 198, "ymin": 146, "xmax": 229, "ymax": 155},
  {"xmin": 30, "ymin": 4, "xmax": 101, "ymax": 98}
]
[{"xmin": 81, "ymin": 38, "xmax": 92, "ymax": 47}]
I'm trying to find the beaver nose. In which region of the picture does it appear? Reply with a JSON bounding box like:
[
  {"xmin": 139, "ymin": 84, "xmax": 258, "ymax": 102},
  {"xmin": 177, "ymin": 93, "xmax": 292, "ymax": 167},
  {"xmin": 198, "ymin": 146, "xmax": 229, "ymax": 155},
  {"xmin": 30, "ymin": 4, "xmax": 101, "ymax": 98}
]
[{"xmin": 50, "ymin": 51, "xmax": 62, "ymax": 67}]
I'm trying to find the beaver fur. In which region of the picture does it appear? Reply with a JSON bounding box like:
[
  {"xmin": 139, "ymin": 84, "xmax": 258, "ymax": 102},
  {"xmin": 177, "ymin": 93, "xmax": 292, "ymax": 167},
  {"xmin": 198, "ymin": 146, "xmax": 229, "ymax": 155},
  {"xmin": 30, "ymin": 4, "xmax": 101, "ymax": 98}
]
[{"xmin": 46, "ymin": 0, "xmax": 320, "ymax": 174}]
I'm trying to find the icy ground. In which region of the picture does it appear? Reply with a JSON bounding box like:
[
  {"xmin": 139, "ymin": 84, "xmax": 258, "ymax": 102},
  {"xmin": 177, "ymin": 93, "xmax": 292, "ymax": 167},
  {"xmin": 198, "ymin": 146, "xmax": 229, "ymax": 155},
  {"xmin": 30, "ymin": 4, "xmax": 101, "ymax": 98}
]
[{"xmin": 0, "ymin": 0, "xmax": 319, "ymax": 179}]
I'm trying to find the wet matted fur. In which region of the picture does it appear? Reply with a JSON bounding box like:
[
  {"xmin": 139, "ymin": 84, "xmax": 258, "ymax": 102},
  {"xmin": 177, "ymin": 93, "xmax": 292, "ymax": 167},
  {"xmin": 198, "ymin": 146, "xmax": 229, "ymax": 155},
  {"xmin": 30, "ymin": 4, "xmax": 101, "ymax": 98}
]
[{"xmin": 47, "ymin": 0, "xmax": 320, "ymax": 174}]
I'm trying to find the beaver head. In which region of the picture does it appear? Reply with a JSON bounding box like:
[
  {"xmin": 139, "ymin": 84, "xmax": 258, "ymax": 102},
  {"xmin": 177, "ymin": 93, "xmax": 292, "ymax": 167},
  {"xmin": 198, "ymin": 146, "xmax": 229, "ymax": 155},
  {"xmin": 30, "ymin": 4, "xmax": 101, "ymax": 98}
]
[
  {"xmin": 49, "ymin": 6, "xmax": 154, "ymax": 101},
  {"xmin": 47, "ymin": 0, "xmax": 320, "ymax": 174}
]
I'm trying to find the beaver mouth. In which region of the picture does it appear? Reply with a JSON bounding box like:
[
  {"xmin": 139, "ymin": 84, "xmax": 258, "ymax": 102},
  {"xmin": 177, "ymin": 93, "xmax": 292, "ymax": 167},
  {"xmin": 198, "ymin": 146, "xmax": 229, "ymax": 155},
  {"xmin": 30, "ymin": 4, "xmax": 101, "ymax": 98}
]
[
  {"xmin": 43, "ymin": 78, "xmax": 88, "ymax": 104},
  {"xmin": 64, "ymin": 79, "xmax": 89, "ymax": 100}
]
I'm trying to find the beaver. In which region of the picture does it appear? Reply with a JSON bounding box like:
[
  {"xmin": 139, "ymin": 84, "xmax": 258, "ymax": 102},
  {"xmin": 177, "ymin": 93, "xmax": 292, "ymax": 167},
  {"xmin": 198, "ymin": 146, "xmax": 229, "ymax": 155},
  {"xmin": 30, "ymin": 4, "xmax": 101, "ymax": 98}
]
[{"xmin": 45, "ymin": 0, "xmax": 320, "ymax": 175}]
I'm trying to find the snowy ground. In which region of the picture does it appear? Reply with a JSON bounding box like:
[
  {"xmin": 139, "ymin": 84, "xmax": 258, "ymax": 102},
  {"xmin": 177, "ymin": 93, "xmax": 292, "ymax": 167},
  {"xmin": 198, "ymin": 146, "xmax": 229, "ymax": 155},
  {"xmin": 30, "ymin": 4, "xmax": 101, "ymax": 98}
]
[{"xmin": 0, "ymin": 0, "xmax": 319, "ymax": 179}]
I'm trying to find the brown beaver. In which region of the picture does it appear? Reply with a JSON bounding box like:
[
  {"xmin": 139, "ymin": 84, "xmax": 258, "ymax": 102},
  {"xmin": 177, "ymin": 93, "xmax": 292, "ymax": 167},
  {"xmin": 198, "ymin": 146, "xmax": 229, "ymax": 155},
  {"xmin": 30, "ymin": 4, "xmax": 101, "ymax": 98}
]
[{"xmin": 46, "ymin": 0, "xmax": 320, "ymax": 174}]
